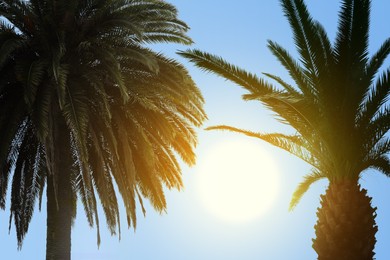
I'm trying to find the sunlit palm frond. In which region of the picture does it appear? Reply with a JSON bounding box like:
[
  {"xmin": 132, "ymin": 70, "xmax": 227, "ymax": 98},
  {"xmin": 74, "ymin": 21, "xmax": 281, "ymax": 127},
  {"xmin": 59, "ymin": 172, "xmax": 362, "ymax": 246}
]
[
  {"xmin": 206, "ymin": 125, "xmax": 319, "ymax": 168},
  {"xmin": 289, "ymin": 169, "xmax": 326, "ymax": 211}
]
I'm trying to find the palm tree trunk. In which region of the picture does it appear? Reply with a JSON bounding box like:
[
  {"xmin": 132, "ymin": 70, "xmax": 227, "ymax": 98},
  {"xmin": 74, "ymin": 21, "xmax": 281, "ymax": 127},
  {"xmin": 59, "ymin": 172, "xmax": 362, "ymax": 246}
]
[
  {"xmin": 313, "ymin": 179, "xmax": 378, "ymax": 260},
  {"xmin": 45, "ymin": 110, "xmax": 73, "ymax": 260}
]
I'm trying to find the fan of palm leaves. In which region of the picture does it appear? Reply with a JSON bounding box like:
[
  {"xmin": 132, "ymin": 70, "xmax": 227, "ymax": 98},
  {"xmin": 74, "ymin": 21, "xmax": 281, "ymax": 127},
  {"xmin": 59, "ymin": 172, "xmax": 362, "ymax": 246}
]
[
  {"xmin": 179, "ymin": 0, "xmax": 389, "ymax": 210},
  {"xmin": 0, "ymin": 0, "xmax": 206, "ymax": 249}
]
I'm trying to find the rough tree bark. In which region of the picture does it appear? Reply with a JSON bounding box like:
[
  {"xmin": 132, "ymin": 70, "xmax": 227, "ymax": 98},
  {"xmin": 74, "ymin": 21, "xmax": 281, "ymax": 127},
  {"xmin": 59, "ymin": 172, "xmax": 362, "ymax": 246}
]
[{"xmin": 313, "ymin": 179, "xmax": 377, "ymax": 260}]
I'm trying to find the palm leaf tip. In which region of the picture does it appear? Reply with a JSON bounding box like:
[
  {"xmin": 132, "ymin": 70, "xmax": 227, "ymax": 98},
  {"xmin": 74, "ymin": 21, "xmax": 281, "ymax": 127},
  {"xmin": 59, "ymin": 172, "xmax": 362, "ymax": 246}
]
[
  {"xmin": 289, "ymin": 171, "xmax": 325, "ymax": 211},
  {"xmin": 205, "ymin": 125, "xmax": 256, "ymax": 136},
  {"xmin": 177, "ymin": 49, "xmax": 219, "ymax": 74}
]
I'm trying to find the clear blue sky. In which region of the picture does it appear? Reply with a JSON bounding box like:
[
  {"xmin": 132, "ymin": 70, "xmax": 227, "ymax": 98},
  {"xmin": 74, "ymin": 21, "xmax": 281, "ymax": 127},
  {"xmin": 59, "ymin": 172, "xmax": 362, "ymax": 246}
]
[{"xmin": 1, "ymin": 1, "xmax": 390, "ymax": 259}]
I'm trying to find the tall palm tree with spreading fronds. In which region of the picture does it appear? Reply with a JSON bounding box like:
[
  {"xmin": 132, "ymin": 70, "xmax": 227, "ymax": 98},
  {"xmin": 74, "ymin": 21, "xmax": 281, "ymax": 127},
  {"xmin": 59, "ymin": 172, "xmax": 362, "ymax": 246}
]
[
  {"xmin": 180, "ymin": 0, "xmax": 389, "ymax": 258},
  {"xmin": 0, "ymin": 0, "xmax": 206, "ymax": 259}
]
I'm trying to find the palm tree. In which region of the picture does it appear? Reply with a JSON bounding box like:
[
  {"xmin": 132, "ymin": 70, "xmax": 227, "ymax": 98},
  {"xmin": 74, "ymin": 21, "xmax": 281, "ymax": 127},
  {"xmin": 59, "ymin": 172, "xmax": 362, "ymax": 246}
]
[
  {"xmin": 0, "ymin": 0, "xmax": 206, "ymax": 259},
  {"xmin": 179, "ymin": 0, "xmax": 389, "ymax": 258}
]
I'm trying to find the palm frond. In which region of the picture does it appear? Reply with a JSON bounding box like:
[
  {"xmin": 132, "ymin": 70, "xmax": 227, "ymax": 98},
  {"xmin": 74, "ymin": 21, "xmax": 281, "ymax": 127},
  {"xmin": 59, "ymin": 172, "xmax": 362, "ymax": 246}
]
[
  {"xmin": 31, "ymin": 80, "xmax": 52, "ymax": 142},
  {"xmin": 364, "ymin": 108, "xmax": 390, "ymax": 153},
  {"xmin": 0, "ymin": 30, "xmax": 25, "ymax": 69},
  {"xmin": 281, "ymin": 0, "xmax": 334, "ymax": 82},
  {"xmin": 262, "ymin": 72, "xmax": 301, "ymax": 96},
  {"xmin": 1, "ymin": 0, "xmax": 205, "ymax": 249},
  {"xmin": 364, "ymin": 155, "xmax": 390, "ymax": 177},
  {"xmin": 206, "ymin": 125, "xmax": 319, "ymax": 168},
  {"xmin": 365, "ymin": 38, "xmax": 390, "ymax": 83},
  {"xmin": 180, "ymin": 0, "xmax": 387, "ymax": 212},
  {"xmin": 334, "ymin": 0, "xmax": 354, "ymax": 65},
  {"xmin": 266, "ymin": 40, "xmax": 316, "ymax": 98},
  {"xmin": 289, "ymin": 169, "xmax": 326, "ymax": 210},
  {"xmin": 0, "ymin": 97, "xmax": 27, "ymax": 209},
  {"xmin": 89, "ymin": 129, "xmax": 120, "ymax": 237},
  {"xmin": 178, "ymin": 49, "xmax": 275, "ymax": 95},
  {"xmin": 335, "ymin": 0, "xmax": 370, "ymax": 69},
  {"xmin": 8, "ymin": 121, "xmax": 43, "ymax": 248},
  {"xmin": 358, "ymin": 69, "xmax": 390, "ymax": 127}
]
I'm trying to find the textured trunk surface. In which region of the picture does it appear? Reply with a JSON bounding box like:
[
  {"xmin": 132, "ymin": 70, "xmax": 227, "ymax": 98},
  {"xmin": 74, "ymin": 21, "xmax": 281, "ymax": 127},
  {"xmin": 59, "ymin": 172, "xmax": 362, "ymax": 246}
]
[
  {"xmin": 46, "ymin": 111, "xmax": 73, "ymax": 260},
  {"xmin": 313, "ymin": 180, "xmax": 377, "ymax": 260}
]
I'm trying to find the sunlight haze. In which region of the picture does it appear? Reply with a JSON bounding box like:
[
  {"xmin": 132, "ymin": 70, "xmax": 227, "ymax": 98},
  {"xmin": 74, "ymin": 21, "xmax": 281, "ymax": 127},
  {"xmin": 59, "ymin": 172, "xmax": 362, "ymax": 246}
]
[
  {"xmin": 197, "ymin": 136, "xmax": 280, "ymax": 223},
  {"xmin": 1, "ymin": 1, "xmax": 390, "ymax": 259}
]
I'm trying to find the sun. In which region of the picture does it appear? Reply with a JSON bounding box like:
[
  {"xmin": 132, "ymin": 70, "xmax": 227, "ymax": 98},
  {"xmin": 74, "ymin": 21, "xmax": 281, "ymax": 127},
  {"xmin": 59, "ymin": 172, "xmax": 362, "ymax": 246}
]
[{"xmin": 197, "ymin": 137, "xmax": 280, "ymax": 223}]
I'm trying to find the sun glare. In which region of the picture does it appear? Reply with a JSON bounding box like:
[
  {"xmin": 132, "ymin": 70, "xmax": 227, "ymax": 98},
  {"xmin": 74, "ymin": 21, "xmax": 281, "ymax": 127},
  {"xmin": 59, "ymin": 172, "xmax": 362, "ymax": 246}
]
[{"xmin": 197, "ymin": 137, "xmax": 280, "ymax": 223}]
